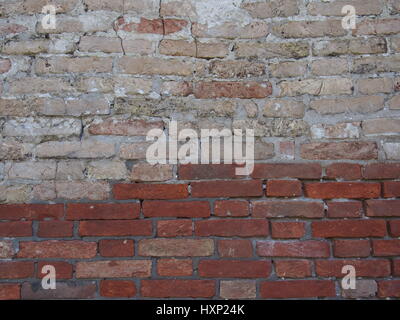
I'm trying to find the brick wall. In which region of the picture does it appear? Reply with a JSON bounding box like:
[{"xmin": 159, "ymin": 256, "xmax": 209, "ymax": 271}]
[{"xmin": 0, "ymin": 0, "xmax": 399, "ymax": 299}]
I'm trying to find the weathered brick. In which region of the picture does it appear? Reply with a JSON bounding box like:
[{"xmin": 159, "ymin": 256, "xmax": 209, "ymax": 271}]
[
  {"xmin": 263, "ymin": 99, "xmax": 305, "ymax": 118},
  {"xmin": 0, "ymin": 261, "xmax": 34, "ymax": 279},
  {"xmin": 327, "ymin": 201, "xmax": 362, "ymax": 218},
  {"xmin": 36, "ymin": 57, "xmax": 113, "ymax": 74},
  {"xmin": 99, "ymin": 239, "xmax": 134, "ymax": 257},
  {"xmin": 334, "ymin": 240, "xmax": 371, "ymax": 258},
  {"xmin": 363, "ymin": 118, "xmax": 400, "ymax": 135},
  {"xmin": 220, "ymin": 281, "xmax": 256, "ymax": 299},
  {"xmin": 0, "ymin": 204, "xmax": 63, "ymax": 220},
  {"xmin": 312, "ymin": 220, "xmax": 386, "ymax": 238},
  {"xmin": 77, "ymin": 260, "xmax": 151, "ymax": 278},
  {"xmin": 266, "ymin": 180, "xmax": 302, "ymax": 197},
  {"xmin": 191, "ymin": 180, "xmax": 263, "ymax": 198},
  {"xmin": 118, "ymin": 57, "xmax": 195, "ymax": 76},
  {"xmin": 305, "ymin": 182, "xmax": 381, "ymax": 199},
  {"xmin": 308, "ymin": 0, "xmax": 383, "ymax": 16},
  {"xmin": 279, "ymin": 78, "xmax": 353, "ymax": 96},
  {"xmin": 301, "ymin": 142, "xmax": 378, "ymax": 160},
  {"xmin": 252, "ymin": 163, "xmax": 322, "ymax": 179},
  {"xmin": 342, "ymin": 280, "xmax": 377, "ymax": 299},
  {"xmin": 141, "ymin": 280, "xmax": 215, "ymax": 298},
  {"xmin": 37, "ymin": 261, "xmax": 73, "ymax": 280},
  {"xmin": 311, "ymin": 58, "xmax": 348, "ymax": 76},
  {"xmin": 273, "ymin": 20, "xmax": 346, "ymax": 38},
  {"xmin": 241, "ymin": 0, "xmax": 298, "ymax": 18},
  {"xmin": 0, "ymin": 284, "xmax": 20, "ymax": 300},
  {"xmin": 160, "ymin": 39, "xmax": 229, "ymax": 58},
  {"xmin": 0, "ymin": 241, "xmax": 14, "ymax": 259},
  {"xmin": 157, "ymin": 259, "xmax": 192, "ymax": 277},
  {"xmin": 260, "ymin": 280, "xmax": 335, "ymax": 298},
  {"xmin": 131, "ymin": 163, "xmax": 174, "ymax": 182},
  {"xmin": 316, "ymin": 259, "xmax": 390, "ymax": 277},
  {"xmin": 235, "ymin": 41, "xmax": 309, "ymax": 59},
  {"xmin": 366, "ymin": 200, "xmax": 400, "ymax": 217},
  {"xmin": 313, "ymin": 38, "xmax": 387, "ymax": 56},
  {"xmin": 100, "ymin": 280, "xmax": 136, "ymax": 298},
  {"xmin": 192, "ymin": 21, "xmax": 269, "ymax": 39},
  {"xmin": 218, "ymin": 240, "xmax": 253, "ymax": 258},
  {"xmin": 310, "ymin": 122, "xmax": 360, "ymax": 140},
  {"xmin": 325, "ymin": 163, "xmax": 362, "ymax": 180},
  {"xmin": 138, "ymin": 239, "xmax": 214, "ymax": 257},
  {"xmin": 56, "ymin": 181, "xmax": 110, "ymax": 200},
  {"xmin": 358, "ymin": 78, "xmax": 393, "ymax": 94},
  {"xmin": 214, "ymin": 200, "xmax": 249, "ymax": 217},
  {"xmin": 384, "ymin": 143, "xmax": 400, "ymax": 160},
  {"xmin": 373, "ymin": 240, "xmax": 400, "ymax": 256},
  {"xmin": 271, "ymin": 222, "xmax": 305, "ymax": 239},
  {"xmin": 37, "ymin": 221, "xmax": 73, "ymax": 238},
  {"xmin": 194, "ymin": 81, "xmax": 272, "ymax": 99},
  {"xmin": 79, "ymin": 220, "xmax": 152, "ymax": 237},
  {"xmin": 355, "ymin": 19, "xmax": 400, "ymax": 36},
  {"xmin": 195, "ymin": 219, "xmax": 268, "ymax": 237},
  {"xmin": 252, "ymin": 201, "xmax": 324, "ymax": 218},
  {"xmin": 199, "ymin": 260, "xmax": 271, "ymax": 278},
  {"xmin": 143, "ymin": 200, "xmax": 209, "ymax": 218},
  {"xmin": 257, "ymin": 241, "xmax": 330, "ymax": 258},
  {"xmin": 21, "ymin": 282, "xmax": 96, "ymax": 299},
  {"xmin": 209, "ymin": 60, "xmax": 265, "ymax": 78},
  {"xmin": 114, "ymin": 183, "xmax": 188, "ymax": 200},
  {"xmin": 89, "ymin": 119, "xmax": 163, "ymax": 136},
  {"xmin": 310, "ymin": 96, "xmax": 384, "ymax": 114},
  {"xmin": 275, "ymin": 260, "xmax": 312, "ymax": 278},
  {"xmin": 157, "ymin": 220, "xmax": 192, "ymax": 237},
  {"xmin": 67, "ymin": 203, "xmax": 140, "ymax": 220},
  {"xmin": 17, "ymin": 241, "xmax": 97, "ymax": 259}
]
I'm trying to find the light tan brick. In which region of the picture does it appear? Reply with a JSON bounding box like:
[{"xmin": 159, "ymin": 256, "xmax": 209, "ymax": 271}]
[
  {"xmin": 241, "ymin": 0, "xmax": 298, "ymax": 18},
  {"xmin": 273, "ymin": 20, "xmax": 346, "ymax": 38},
  {"xmin": 35, "ymin": 57, "xmax": 113, "ymax": 74},
  {"xmin": 235, "ymin": 41, "xmax": 309, "ymax": 59},
  {"xmin": 56, "ymin": 181, "xmax": 110, "ymax": 200},
  {"xmin": 192, "ymin": 21, "xmax": 269, "ymax": 39},
  {"xmin": 358, "ymin": 78, "xmax": 393, "ymax": 94},
  {"xmin": 311, "ymin": 122, "xmax": 360, "ymax": 139},
  {"xmin": 263, "ymin": 99, "xmax": 305, "ymax": 118},
  {"xmin": 313, "ymin": 38, "xmax": 387, "ymax": 56},
  {"xmin": 87, "ymin": 161, "xmax": 128, "ymax": 180},
  {"xmin": 363, "ymin": 118, "xmax": 400, "ymax": 135},
  {"xmin": 35, "ymin": 140, "xmax": 115, "ymax": 158},
  {"xmin": 269, "ymin": 60, "xmax": 307, "ymax": 78},
  {"xmin": 311, "ymin": 58, "xmax": 348, "ymax": 76},
  {"xmin": 7, "ymin": 161, "xmax": 57, "ymax": 180},
  {"xmin": 308, "ymin": 0, "xmax": 383, "ymax": 16},
  {"xmin": 279, "ymin": 78, "xmax": 353, "ymax": 96},
  {"xmin": 131, "ymin": 163, "xmax": 174, "ymax": 182},
  {"xmin": 310, "ymin": 96, "xmax": 384, "ymax": 114}
]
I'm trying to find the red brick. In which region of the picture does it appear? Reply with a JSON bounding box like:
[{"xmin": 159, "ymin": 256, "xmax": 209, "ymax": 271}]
[
  {"xmin": 373, "ymin": 240, "xmax": 400, "ymax": 256},
  {"xmin": 363, "ymin": 163, "xmax": 400, "ymax": 179},
  {"xmin": 327, "ymin": 201, "xmax": 362, "ymax": 218},
  {"xmin": 191, "ymin": 180, "xmax": 263, "ymax": 198},
  {"xmin": 141, "ymin": 280, "xmax": 215, "ymax": 298},
  {"xmin": 66, "ymin": 203, "xmax": 140, "ymax": 220},
  {"xmin": 260, "ymin": 280, "xmax": 336, "ymax": 298},
  {"xmin": 178, "ymin": 164, "xmax": 239, "ymax": 180},
  {"xmin": 257, "ymin": 241, "xmax": 330, "ymax": 258},
  {"xmin": 99, "ymin": 239, "xmax": 134, "ymax": 257},
  {"xmin": 139, "ymin": 239, "xmax": 214, "ymax": 257},
  {"xmin": 271, "ymin": 222, "xmax": 306, "ymax": 239},
  {"xmin": 218, "ymin": 240, "xmax": 253, "ymax": 258},
  {"xmin": 334, "ymin": 240, "xmax": 371, "ymax": 257},
  {"xmin": 114, "ymin": 183, "xmax": 188, "ymax": 200},
  {"xmin": 266, "ymin": 180, "xmax": 302, "ymax": 197},
  {"xmin": 312, "ymin": 220, "xmax": 386, "ymax": 238},
  {"xmin": 79, "ymin": 220, "xmax": 152, "ymax": 237},
  {"xmin": 275, "ymin": 260, "xmax": 312, "ymax": 278},
  {"xmin": 0, "ymin": 221, "xmax": 32, "ymax": 237},
  {"xmin": 195, "ymin": 219, "xmax": 268, "ymax": 237},
  {"xmin": 394, "ymin": 260, "xmax": 400, "ymax": 276},
  {"xmin": 100, "ymin": 280, "xmax": 136, "ymax": 298},
  {"xmin": 157, "ymin": 220, "xmax": 192, "ymax": 237},
  {"xmin": 325, "ymin": 163, "xmax": 362, "ymax": 180},
  {"xmin": 194, "ymin": 81, "xmax": 272, "ymax": 99},
  {"xmin": 0, "ymin": 284, "xmax": 20, "ymax": 300},
  {"xmin": 37, "ymin": 221, "xmax": 73, "ymax": 238},
  {"xmin": 143, "ymin": 200, "xmax": 210, "ymax": 218},
  {"xmin": 157, "ymin": 259, "xmax": 193, "ymax": 276},
  {"xmin": 252, "ymin": 163, "xmax": 322, "ymax": 179},
  {"xmin": 383, "ymin": 182, "xmax": 400, "ymax": 197},
  {"xmin": 199, "ymin": 260, "xmax": 271, "ymax": 278},
  {"xmin": 214, "ymin": 200, "xmax": 249, "ymax": 217},
  {"xmin": 378, "ymin": 280, "xmax": 400, "ymax": 298},
  {"xmin": 252, "ymin": 201, "xmax": 324, "ymax": 218},
  {"xmin": 0, "ymin": 204, "xmax": 64, "ymax": 220},
  {"xmin": 316, "ymin": 259, "xmax": 390, "ymax": 277},
  {"xmin": 366, "ymin": 200, "xmax": 400, "ymax": 217},
  {"xmin": 0, "ymin": 261, "xmax": 34, "ymax": 279},
  {"xmin": 76, "ymin": 260, "xmax": 151, "ymax": 278},
  {"xmin": 305, "ymin": 182, "xmax": 381, "ymax": 199},
  {"xmin": 390, "ymin": 221, "xmax": 400, "ymax": 237},
  {"xmin": 17, "ymin": 241, "xmax": 97, "ymax": 259},
  {"xmin": 37, "ymin": 261, "xmax": 73, "ymax": 279}
]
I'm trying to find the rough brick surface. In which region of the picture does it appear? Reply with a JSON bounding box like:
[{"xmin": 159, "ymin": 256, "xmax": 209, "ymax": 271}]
[{"xmin": 0, "ymin": 0, "xmax": 399, "ymax": 301}]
